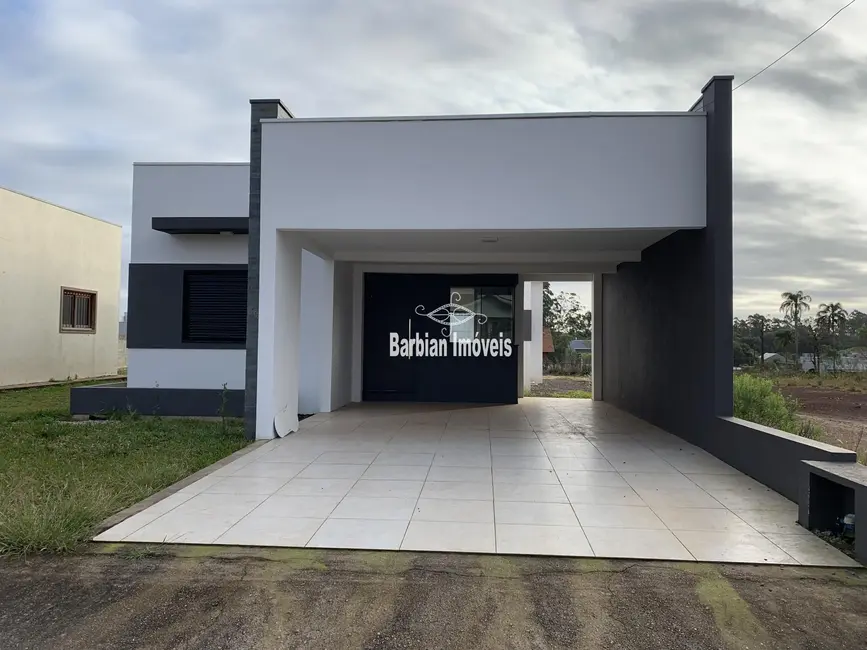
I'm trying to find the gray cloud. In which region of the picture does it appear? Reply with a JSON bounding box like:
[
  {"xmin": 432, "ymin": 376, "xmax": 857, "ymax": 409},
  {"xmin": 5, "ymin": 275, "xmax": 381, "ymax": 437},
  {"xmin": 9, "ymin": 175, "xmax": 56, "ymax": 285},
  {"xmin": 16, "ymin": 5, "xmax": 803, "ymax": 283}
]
[{"xmin": 0, "ymin": 0, "xmax": 865, "ymax": 319}]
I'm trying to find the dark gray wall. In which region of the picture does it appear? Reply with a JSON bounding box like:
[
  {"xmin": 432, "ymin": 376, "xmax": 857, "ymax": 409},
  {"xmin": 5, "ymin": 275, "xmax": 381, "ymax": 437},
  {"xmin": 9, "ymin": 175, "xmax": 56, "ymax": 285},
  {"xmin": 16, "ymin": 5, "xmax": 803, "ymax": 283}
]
[
  {"xmin": 127, "ymin": 263, "xmax": 247, "ymax": 349},
  {"xmin": 601, "ymin": 76, "xmax": 732, "ymax": 440},
  {"xmin": 70, "ymin": 384, "xmax": 244, "ymax": 418},
  {"xmin": 600, "ymin": 76, "xmax": 855, "ymax": 498},
  {"xmin": 245, "ymin": 100, "xmax": 293, "ymax": 440}
]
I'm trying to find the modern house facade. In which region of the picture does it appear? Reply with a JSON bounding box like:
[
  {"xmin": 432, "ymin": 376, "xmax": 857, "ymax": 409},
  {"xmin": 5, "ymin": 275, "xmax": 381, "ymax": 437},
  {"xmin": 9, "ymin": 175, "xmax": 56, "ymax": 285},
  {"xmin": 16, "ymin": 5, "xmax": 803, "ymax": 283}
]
[
  {"xmin": 0, "ymin": 187, "xmax": 122, "ymax": 387},
  {"xmin": 72, "ymin": 76, "xmax": 856, "ymax": 502}
]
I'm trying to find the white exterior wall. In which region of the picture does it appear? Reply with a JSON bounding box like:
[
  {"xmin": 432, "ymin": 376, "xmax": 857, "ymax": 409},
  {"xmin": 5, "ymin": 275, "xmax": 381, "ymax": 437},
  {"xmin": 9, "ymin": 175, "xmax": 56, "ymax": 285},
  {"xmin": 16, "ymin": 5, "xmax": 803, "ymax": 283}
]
[
  {"xmin": 330, "ymin": 261, "xmax": 354, "ymax": 411},
  {"xmin": 260, "ymin": 114, "xmax": 706, "ymax": 231},
  {"xmin": 523, "ymin": 281, "xmax": 544, "ymax": 390},
  {"xmin": 128, "ymin": 163, "xmax": 249, "ymax": 390},
  {"xmin": 0, "ymin": 188, "xmax": 122, "ymax": 386}
]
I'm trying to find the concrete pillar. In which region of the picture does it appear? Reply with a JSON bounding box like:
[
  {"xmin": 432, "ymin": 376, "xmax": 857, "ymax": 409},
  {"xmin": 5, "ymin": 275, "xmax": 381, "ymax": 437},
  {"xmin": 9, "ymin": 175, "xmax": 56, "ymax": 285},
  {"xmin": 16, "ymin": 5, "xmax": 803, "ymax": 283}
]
[
  {"xmin": 592, "ymin": 273, "xmax": 603, "ymax": 401},
  {"xmin": 256, "ymin": 230, "xmax": 302, "ymax": 439},
  {"xmin": 299, "ymin": 250, "xmax": 335, "ymax": 415},
  {"xmin": 515, "ymin": 279, "xmax": 525, "ymax": 399}
]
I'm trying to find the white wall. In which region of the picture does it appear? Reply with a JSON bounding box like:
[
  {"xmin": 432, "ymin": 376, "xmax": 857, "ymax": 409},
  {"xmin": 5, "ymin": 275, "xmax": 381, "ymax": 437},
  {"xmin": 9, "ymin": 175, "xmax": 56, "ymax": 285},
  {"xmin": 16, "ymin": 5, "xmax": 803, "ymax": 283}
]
[
  {"xmin": 260, "ymin": 114, "xmax": 706, "ymax": 231},
  {"xmin": 0, "ymin": 188, "xmax": 122, "ymax": 386},
  {"xmin": 131, "ymin": 163, "xmax": 249, "ymax": 265},
  {"xmin": 127, "ymin": 349, "xmax": 245, "ymax": 389},
  {"xmin": 298, "ymin": 250, "xmax": 334, "ymax": 414},
  {"xmin": 523, "ymin": 281, "xmax": 543, "ymax": 390}
]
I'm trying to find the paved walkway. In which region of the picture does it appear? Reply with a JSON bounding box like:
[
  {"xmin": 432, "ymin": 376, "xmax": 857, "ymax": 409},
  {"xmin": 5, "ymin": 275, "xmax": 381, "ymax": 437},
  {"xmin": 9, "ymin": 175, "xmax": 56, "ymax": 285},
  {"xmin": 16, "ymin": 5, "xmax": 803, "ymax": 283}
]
[{"xmin": 96, "ymin": 399, "xmax": 858, "ymax": 566}]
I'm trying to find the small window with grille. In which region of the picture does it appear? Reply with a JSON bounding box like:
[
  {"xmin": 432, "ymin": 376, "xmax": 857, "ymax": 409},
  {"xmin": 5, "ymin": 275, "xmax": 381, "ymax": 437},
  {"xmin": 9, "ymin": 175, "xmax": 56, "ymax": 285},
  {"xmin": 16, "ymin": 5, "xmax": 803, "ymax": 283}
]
[{"xmin": 60, "ymin": 288, "xmax": 97, "ymax": 332}]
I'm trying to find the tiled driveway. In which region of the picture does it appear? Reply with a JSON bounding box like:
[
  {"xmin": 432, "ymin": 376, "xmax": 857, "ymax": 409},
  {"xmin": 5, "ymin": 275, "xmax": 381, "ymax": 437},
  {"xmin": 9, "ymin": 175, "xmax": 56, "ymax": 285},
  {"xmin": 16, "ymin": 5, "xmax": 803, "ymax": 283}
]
[{"xmin": 96, "ymin": 398, "xmax": 858, "ymax": 566}]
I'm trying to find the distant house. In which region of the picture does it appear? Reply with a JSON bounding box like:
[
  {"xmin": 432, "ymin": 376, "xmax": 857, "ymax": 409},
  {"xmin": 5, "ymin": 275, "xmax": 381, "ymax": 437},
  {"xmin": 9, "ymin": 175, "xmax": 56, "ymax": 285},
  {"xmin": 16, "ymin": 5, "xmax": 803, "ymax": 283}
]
[
  {"xmin": 542, "ymin": 328, "xmax": 554, "ymax": 355},
  {"xmin": 0, "ymin": 187, "xmax": 122, "ymax": 386},
  {"xmin": 762, "ymin": 352, "xmax": 784, "ymax": 364},
  {"xmin": 569, "ymin": 339, "xmax": 592, "ymax": 352}
]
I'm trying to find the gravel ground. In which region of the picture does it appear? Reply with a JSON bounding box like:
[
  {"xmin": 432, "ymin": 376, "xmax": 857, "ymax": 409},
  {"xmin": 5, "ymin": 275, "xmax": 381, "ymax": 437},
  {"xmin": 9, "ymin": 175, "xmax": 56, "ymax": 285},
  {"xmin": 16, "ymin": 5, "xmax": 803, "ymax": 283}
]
[{"xmin": 0, "ymin": 546, "xmax": 865, "ymax": 650}]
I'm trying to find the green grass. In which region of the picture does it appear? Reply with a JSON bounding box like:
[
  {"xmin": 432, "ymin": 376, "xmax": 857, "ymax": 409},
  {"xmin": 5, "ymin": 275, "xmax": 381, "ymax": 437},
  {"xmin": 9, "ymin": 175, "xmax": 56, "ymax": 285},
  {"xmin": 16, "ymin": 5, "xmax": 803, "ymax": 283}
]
[
  {"xmin": 556, "ymin": 390, "xmax": 592, "ymax": 399},
  {"xmin": 0, "ymin": 385, "xmax": 248, "ymax": 556},
  {"xmin": 733, "ymin": 374, "xmax": 823, "ymax": 440},
  {"xmin": 749, "ymin": 368, "xmax": 867, "ymax": 393}
]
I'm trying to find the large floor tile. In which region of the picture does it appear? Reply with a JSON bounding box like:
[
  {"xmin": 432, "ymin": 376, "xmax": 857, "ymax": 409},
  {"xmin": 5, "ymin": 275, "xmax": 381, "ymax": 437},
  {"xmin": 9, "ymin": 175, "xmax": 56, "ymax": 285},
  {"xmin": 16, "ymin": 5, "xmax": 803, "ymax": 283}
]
[
  {"xmin": 253, "ymin": 494, "xmax": 342, "ymax": 518},
  {"xmin": 308, "ymin": 518, "xmax": 408, "ymax": 550},
  {"xmin": 214, "ymin": 516, "xmax": 324, "ymax": 547},
  {"xmin": 315, "ymin": 451, "xmax": 379, "ymax": 465},
  {"xmin": 496, "ymin": 524, "xmax": 593, "ymax": 556},
  {"xmin": 349, "ymin": 479, "xmax": 425, "ymax": 499},
  {"xmin": 491, "ymin": 455, "xmax": 553, "ymax": 470},
  {"xmin": 427, "ymin": 465, "xmax": 492, "ymax": 482},
  {"xmin": 706, "ymin": 489, "xmax": 797, "ymax": 512},
  {"xmin": 330, "ymin": 496, "xmax": 417, "ymax": 520},
  {"xmin": 584, "ymin": 527, "xmax": 693, "ymax": 560},
  {"xmin": 297, "ymin": 463, "xmax": 369, "ymax": 480},
  {"xmin": 620, "ymin": 472, "xmax": 697, "ymax": 490},
  {"xmin": 277, "ymin": 478, "xmax": 356, "ymax": 497},
  {"xmin": 362, "ymin": 464, "xmax": 431, "ymax": 481},
  {"xmin": 635, "ymin": 487, "xmax": 725, "ymax": 509},
  {"xmin": 494, "ymin": 482, "xmax": 569, "ymax": 503},
  {"xmin": 572, "ymin": 504, "xmax": 667, "ymax": 529},
  {"xmin": 764, "ymin": 533, "xmax": 862, "ymax": 567},
  {"xmin": 413, "ymin": 498, "xmax": 494, "ymax": 523},
  {"xmin": 551, "ymin": 470, "xmax": 628, "ymax": 487},
  {"xmin": 373, "ymin": 452, "xmax": 434, "ymax": 466},
  {"xmin": 229, "ymin": 462, "xmax": 310, "ymax": 479},
  {"xmin": 402, "ymin": 521, "xmax": 496, "ymax": 553},
  {"xmin": 493, "ymin": 468, "xmax": 560, "ymax": 485},
  {"xmin": 123, "ymin": 510, "xmax": 247, "ymax": 544},
  {"xmin": 685, "ymin": 473, "xmax": 766, "ymax": 491},
  {"xmin": 554, "ymin": 459, "xmax": 616, "ymax": 475},
  {"xmin": 495, "ymin": 501, "xmax": 580, "ymax": 526},
  {"xmin": 563, "ymin": 485, "xmax": 644, "ymax": 506},
  {"xmin": 652, "ymin": 507, "xmax": 758, "ymax": 532},
  {"xmin": 433, "ymin": 452, "xmax": 492, "ymax": 468},
  {"xmin": 420, "ymin": 481, "xmax": 494, "ymax": 500},
  {"xmin": 674, "ymin": 531, "xmax": 798, "ymax": 564},
  {"xmin": 732, "ymin": 509, "xmax": 809, "ymax": 535}
]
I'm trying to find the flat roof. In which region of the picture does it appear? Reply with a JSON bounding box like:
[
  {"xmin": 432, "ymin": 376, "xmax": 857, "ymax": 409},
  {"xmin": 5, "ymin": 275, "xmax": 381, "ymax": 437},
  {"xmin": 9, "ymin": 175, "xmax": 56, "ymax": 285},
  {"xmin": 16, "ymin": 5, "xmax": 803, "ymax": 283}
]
[{"xmin": 260, "ymin": 111, "xmax": 705, "ymax": 124}]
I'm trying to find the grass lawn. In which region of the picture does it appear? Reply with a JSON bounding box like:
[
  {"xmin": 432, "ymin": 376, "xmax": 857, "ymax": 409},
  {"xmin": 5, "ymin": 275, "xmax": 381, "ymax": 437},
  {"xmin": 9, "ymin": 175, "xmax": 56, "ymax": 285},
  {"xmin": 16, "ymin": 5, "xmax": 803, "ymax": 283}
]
[
  {"xmin": 765, "ymin": 371, "xmax": 867, "ymax": 393},
  {"xmin": 0, "ymin": 384, "xmax": 248, "ymax": 555}
]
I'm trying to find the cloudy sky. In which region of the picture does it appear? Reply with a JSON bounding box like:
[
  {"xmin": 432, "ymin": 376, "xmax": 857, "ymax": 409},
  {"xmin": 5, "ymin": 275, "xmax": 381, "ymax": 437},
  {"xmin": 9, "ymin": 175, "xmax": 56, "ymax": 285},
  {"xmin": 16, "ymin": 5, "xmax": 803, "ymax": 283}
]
[{"xmin": 1, "ymin": 0, "xmax": 865, "ymax": 319}]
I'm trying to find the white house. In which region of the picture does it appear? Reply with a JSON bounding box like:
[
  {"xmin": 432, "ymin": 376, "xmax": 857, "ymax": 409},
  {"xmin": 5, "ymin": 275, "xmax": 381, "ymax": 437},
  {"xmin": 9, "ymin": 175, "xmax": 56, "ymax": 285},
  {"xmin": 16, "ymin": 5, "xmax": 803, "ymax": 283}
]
[
  {"xmin": 73, "ymin": 77, "xmax": 734, "ymax": 449},
  {"xmin": 0, "ymin": 187, "xmax": 122, "ymax": 386}
]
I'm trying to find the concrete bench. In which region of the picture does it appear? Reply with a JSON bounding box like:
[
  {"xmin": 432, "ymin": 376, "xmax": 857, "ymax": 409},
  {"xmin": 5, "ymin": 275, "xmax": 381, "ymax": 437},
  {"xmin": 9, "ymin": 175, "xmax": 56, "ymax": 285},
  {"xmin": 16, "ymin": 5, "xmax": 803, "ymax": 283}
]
[{"xmin": 799, "ymin": 460, "xmax": 866, "ymax": 563}]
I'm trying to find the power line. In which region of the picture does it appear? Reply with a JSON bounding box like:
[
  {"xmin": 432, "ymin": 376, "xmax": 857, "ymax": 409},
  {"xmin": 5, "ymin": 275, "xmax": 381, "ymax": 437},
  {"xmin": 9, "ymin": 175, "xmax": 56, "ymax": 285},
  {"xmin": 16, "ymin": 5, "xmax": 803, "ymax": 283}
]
[
  {"xmin": 732, "ymin": 0, "xmax": 858, "ymax": 93},
  {"xmin": 691, "ymin": 0, "xmax": 858, "ymax": 111}
]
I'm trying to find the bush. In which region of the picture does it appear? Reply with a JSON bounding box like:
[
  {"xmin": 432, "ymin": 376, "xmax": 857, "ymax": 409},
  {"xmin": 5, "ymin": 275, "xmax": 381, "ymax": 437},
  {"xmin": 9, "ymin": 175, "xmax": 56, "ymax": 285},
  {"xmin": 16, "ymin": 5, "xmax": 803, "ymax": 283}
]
[{"xmin": 733, "ymin": 373, "xmax": 822, "ymax": 440}]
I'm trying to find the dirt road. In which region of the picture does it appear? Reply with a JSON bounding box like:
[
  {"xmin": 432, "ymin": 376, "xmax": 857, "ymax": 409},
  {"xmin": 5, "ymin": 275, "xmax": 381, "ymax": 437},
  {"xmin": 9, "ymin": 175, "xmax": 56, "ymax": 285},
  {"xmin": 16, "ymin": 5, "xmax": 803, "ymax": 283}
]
[{"xmin": 1, "ymin": 546, "xmax": 865, "ymax": 650}]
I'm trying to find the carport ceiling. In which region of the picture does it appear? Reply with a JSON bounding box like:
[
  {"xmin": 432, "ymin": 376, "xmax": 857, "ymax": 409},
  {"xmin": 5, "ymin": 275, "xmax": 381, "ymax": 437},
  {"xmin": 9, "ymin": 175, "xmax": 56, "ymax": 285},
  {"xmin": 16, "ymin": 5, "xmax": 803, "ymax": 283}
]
[{"xmin": 299, "ymin": 228, "xmax": 676, "ymax": 260}]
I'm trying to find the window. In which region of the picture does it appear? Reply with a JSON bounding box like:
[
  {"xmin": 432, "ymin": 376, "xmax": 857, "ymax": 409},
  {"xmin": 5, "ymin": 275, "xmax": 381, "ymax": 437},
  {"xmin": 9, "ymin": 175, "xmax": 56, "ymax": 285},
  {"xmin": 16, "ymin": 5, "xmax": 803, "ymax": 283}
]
[
  {"xmin": 448, "ymin": 286, "xmax": 514, "ymax": 340},
  {"xmin": 182, "ymin": 270, "xmax": 247, "ymax": 344},
  {"xmin": 60, "ymin": 288, "xmax": 97, "ymax": 332}
]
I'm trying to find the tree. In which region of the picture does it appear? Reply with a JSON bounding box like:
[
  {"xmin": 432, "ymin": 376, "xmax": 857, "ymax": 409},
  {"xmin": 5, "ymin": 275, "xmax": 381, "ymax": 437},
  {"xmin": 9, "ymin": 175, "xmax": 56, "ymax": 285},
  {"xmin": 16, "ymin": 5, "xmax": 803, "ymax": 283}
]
[
  {"xmin": 775, "ymin": 329, "xmax": 794, "ymax": 362},
  {"xmin": 779, "ymin": 291, "xmax": 812, "ymax": 367},
  {"xmin": 817, "ymin": 302, "xmax": 849, "ymax": 372},
  {"xmin": 542, "ymin": 282, "xmax": 556, "ymax": 330},
  {"xmin": 746, "ymin": 314, "xmax": 770, "ymax": 364},
  {"xmin": 803, "ymin": 317, "xmax": 829, "ymax": 374}
]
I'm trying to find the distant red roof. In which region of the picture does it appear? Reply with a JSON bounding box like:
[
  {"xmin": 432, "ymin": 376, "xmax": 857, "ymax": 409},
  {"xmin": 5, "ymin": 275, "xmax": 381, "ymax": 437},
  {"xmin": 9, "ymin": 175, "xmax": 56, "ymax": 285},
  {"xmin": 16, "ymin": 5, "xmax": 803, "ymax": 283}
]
[{"xmin": 542, "ymin": 327, "xmax": 554, "ymax": 353}]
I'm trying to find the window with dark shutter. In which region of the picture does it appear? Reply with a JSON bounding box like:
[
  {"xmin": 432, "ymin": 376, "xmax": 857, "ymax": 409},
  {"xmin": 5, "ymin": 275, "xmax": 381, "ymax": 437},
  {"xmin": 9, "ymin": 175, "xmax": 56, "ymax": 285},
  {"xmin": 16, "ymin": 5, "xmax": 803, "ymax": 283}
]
[{"xmin": 182, "ymin": 270, "xmax": 247, "ymax": 344}]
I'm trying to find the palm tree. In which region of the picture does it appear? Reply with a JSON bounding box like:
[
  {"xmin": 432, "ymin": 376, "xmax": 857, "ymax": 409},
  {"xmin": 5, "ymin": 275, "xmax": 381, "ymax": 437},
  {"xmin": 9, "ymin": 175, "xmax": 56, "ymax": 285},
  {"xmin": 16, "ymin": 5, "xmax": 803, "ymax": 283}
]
[
  {"xmin": 775, "ymin": 329, "xmax": 795, "ymax": 364},
  {"xmin": 780, "ymin": 291, "xmax": 812, "ymax": 369},
  {"xmin": 817, "ymin": 302, "xmax": 849, "ymax": 372},
  {"xmin": 746, "ymin": 314, "xmax": 769, "ymax": 364}
]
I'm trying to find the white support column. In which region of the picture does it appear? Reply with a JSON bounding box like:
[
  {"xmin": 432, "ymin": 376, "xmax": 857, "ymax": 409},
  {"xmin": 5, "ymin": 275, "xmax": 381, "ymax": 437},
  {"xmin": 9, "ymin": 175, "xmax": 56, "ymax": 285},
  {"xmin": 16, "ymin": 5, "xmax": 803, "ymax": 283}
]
[
  {"xmin": 299, "ymin": 249, "xmax": 335, "ymax": 414},
  {"xmin": 256, "ymin": 230, "xmax": 302, "ymax": 439},
  {"xmin": 592, "ymin": 272, "xmax": 603, "ymax": 401},
  {"xmin": 515, "ymin": 279, "xmax": 525, "ymax": 399},
  {"xmin": 522, "ymin": 281, "xmax": 544, "ymax": 391},
  {"xmin": 351, "ymin": 265, "xmax": 364, "ymax": 403}
]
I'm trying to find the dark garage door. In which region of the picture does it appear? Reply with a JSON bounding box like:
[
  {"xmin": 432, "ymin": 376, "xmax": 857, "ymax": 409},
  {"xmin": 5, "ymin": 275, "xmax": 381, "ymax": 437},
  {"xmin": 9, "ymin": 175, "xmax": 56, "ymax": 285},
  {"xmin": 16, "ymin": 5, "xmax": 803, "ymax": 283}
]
[{"xmin": 363, "ymin": 273, "xmax": 519, "ymax": 403}]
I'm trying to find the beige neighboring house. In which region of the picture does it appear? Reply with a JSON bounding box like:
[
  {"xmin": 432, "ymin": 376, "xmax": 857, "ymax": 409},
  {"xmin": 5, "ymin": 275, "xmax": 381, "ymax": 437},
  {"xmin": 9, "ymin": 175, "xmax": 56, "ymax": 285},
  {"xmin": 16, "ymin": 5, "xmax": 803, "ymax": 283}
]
[{"xmin": 0, "ymin": 187, "xmax": 122, "ymax": 386}]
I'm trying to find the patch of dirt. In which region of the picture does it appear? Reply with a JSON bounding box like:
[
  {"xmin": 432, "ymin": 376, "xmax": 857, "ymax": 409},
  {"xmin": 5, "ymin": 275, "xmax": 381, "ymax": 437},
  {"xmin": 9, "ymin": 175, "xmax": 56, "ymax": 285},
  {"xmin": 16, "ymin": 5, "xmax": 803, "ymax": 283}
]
[
  {"xmin": 527, "ymin": 376, "xmax": 591, "ymax": 397},
  {"xmin": 779, "ymin": 387, "xmax": 867, "ymax": 455}
]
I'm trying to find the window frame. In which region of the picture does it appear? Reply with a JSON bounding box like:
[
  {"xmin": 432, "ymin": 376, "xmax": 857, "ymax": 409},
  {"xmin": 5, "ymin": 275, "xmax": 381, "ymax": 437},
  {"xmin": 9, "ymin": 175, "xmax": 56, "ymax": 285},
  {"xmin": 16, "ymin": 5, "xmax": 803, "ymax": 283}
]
[{"xmin": 59, "ymin": 287, "xmax": 98, "ymax": 334}]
